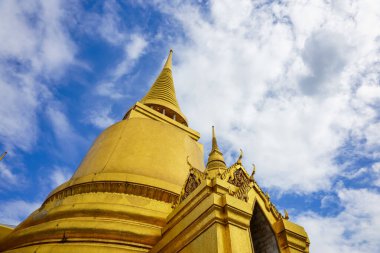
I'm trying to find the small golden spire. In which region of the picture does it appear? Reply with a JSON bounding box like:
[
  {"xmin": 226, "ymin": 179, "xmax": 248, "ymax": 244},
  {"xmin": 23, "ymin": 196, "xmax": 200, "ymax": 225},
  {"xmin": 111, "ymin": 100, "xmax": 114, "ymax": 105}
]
[
  {"xmin": 206, "ymin": 126, "xmax": 227, "ymax": 171},
  {"xmin": 211, "ymin": 126, "xmax": 220, "ymax": 151},
  {"xmin": 140, "ymin": 50, "xmax": 188, "ymax": 125},
  {"xmin": 0, "ymin": 151, "xmax": 7, "ymax": 161}
]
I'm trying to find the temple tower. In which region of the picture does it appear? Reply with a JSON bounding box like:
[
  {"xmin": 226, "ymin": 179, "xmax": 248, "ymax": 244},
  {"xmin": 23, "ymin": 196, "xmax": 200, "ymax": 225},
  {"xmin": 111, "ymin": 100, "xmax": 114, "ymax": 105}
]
[
  {"xmin": 0, "ymin": 51, "xmax": 309, "ymax": 253},
  {"xmin": 0, "ymin": 51, "xmax": 204, "ymax": 253}
]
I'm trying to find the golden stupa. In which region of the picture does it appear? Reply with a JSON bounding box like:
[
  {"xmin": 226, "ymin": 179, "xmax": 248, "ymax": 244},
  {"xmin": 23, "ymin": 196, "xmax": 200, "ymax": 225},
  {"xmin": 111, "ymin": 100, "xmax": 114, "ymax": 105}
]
[{"xmin": 0, "ymin": 51, "xmax": 309, "ymax": 253}]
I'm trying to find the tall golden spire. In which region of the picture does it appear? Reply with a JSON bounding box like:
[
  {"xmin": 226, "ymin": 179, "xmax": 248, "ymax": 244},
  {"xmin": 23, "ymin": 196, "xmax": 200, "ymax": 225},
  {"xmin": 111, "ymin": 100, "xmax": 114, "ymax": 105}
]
[
  {"xmin": 140, "ymin": 50, "xmax": 188, "ymax": 125},
  {"xmin": 206, "ymin": 126, "xmax": 227, "ymax": 171}
]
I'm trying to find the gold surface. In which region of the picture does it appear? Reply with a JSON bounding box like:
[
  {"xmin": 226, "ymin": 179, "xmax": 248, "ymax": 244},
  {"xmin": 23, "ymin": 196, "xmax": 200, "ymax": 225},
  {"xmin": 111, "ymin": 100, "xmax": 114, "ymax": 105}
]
[
  {"xmin": 140, "ymin": 50, "xmax": 187, "ymax": 125},
  {"xmin": 274, "ymin": 219, "xmax": 310, "ymax": 253},
  {"xmin": 0, "ymin": 224, "xmax": 13, "ymax": 242},
  {"xmin": 150, "ymin": 177, "xmax": 254, "ymax": 253},
  {"xmin": 72, "ymin": 116, "xmax": 204, "ymax": 189},
  {"xmin": 206, "ymin": 126, "xmax": 227, "ymax": 174}
]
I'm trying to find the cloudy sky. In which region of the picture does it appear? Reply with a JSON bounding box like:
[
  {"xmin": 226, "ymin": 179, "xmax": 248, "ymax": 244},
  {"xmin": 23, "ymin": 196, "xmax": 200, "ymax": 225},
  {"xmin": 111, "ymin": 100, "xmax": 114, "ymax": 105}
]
[{"xmin": 0, "ymin": 0, "xmax": 379, "ymax": 252}]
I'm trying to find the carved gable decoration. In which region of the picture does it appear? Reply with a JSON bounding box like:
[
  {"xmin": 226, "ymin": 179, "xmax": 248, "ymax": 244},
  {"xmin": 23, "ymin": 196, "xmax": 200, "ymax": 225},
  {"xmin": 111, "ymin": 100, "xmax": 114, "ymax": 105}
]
[
  {"xmin": 218, "ymin": 163, "xmax": 254, "ymax": 202},
  {"xmin": 228, "ymin": 168, "xmax": 250, "ymax": 187},
  {"xmin": 221, "ymin": 164, "xmax": 251, "ymax": 188},
  {"xmin": 181, "ymin": 173, "xmax": 200, "ymax": 202},
  {"xmin": 175, "ymin": 167, "xmax": 206, "ymax": 206}
]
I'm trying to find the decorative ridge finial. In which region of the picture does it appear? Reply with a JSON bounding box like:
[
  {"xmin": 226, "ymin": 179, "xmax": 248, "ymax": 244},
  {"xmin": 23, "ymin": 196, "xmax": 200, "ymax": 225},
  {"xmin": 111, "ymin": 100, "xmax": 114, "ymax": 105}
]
[
  {"xmin": 186, "ymin": 156, "xmax": 193, "ymax": 169},
  {"xmin": 250, "ymin": 163, "xmax": 256, "ymax": 180},
  {"xmin": 284, "ymin": 209, "xmax": 289, "ymax": 220},
  {"xmin": 0, "ymin": 151, "xmax": 7, "ymax": 161},
  {"xmin": 236, "ymin": 149, "xmax": 243, "ymax": 164}
]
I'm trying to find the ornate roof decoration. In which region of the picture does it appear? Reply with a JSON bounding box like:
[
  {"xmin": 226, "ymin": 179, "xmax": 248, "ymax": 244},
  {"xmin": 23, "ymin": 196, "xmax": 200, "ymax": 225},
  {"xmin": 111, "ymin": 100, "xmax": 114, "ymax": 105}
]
[
  {"xmin": 174, "ymin": 157, "xmax": 207, "ymax": 207},
  {"xmin": 220, "ymin": 156, "xmax": 251, "ymax": 186},
  {"xmin": 175, "ymin": 152, "xmax": 255, "ymax": 206},
  {"xmin": 222, "ymin": 161, "xmax": 254, "ymax": 202},
  {"xmin": 174, "ymin": 134, "xmax": 290, "ymax": 221}
]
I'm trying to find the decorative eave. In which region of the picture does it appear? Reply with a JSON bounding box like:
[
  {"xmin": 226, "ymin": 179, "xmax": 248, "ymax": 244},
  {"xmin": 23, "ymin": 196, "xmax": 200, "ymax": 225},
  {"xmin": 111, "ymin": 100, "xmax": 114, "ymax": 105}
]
[
  {"xmin": 174, "ymin": 150, "xmax": 301, "ymax": 223},
  {"xmin": 175, "ymin": 157, "xmax": 255, "ymax": 207},
  {"xmin": 161, "ymin": 153, "xmax": 310, "ymax": 253}
]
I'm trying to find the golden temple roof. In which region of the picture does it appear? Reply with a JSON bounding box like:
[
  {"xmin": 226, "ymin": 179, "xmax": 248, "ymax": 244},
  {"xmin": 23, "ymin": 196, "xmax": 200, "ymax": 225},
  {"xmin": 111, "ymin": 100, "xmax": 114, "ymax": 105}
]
[
  {"xmin": 140, "ymin": 50, "xmax": 188, "ymax": 125},
  {"xmin": 206, "ymin": 126, "xmax": 227, "ymax": 171}
]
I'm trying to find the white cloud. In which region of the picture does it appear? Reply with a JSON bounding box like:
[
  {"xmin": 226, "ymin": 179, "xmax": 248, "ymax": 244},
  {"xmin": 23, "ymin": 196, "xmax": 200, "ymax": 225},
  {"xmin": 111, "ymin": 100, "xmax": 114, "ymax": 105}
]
[
  {"xmin": 0, "ymin": 77, "xmax": 38, "ymax": 151},
  {"xmin": 153, "ymin": 0, "xmax": 380, "ymax": 193},
  {"xmin": 84, "ymin": 2, "xmax": 149, "ymax": 129},
  {"xmin": 95, "ymin": 33, "xmax": 148, "ymax": 100},
  {"xmin": 372, "ymin": 162, "xmax": 380, "ymax": 187},
  {"xmin": 87, "ymin": 106, "xmax": 117, "ymax": 129},
  {"xmin": 97, "ymin": 1, "xmax": 126, "ymax": 45},
  {"xmin": 89, "ymin": 1, "xmax": 148, "ymax": 80},
  {"xmin": 46, "ymin": 106, "xmax": 74, "ymax": 141},
  {"xmin": 0, "ymin": 200, "xmax": 40, "ymax": 226},
  {"xmin": 342, "ymin": 167, "xmax": 368, "ymax": 180},
  {"xmin": 0, "ymin": 0, "xmax": 80, "ymax": 193},
  {"xmin": 96, "ymin": 82, "xmax": 125, "ymax": 100},
  {"xmin": 295, "ymin": 188, "xmax": 380, "ymax": 253},
  {"xmin": 49, "ymin": 166, "xmax": 71, "ymax": 188},
  {"xmin": 299, "ymin": 30, "xmax": 350, "ymax": 95},
  {"xmin": 0, "ymin": 162, "xmax": 18, "ymax": 188},
  {"xmin": 320, "ymin": 194, "xmax": 339, "ymax": 209},
  {"xmin": 45, "ymin": 105, "xmax": 86, "ymax": 159},
  {"xmin": 363, "ymin": 122, "xmax": 380, "ymax": 149},
  {"xmin": 38, "ymin": 0, "xmax": 76, "ymax": 73},
  {"xmin": 112, "ymin": 33, "xmax": 148, "ymax": 80},
  {"xmin": 126, "ymin": 34, "xmax": 148, "ymax": 61},
  {"xmin": 0, "ymin": 0, "xmax": 76, "ymax": 152}
]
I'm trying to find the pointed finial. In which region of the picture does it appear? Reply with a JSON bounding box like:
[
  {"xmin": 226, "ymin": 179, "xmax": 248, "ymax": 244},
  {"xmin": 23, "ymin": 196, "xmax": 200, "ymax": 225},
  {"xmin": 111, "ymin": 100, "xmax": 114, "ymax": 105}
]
[
  {"xmin": 236, "ymin": 149, "xmax": 243, "ymax": 164},
  {"xmin": 163, "ymin": 49, "xmax": 173, "ymax": 70},
  {"xmin": 284, "ymin": 209, "xmax": 289, "ymax": 220},
  {"xmin": 211, "ymin": 126, "xmax": 219, "ymax": 151},
  {"xmin": 250, "ymin": 163, "xmax": 256, "ymax": 180},
  {"xmin": 0, "ymin": 151, "xmax": 7, "ymax": 161}
]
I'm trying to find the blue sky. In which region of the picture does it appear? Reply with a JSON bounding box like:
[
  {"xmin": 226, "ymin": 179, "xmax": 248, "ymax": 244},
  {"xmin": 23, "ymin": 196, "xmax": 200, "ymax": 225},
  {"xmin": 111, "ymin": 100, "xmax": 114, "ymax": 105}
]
[{"xmin": 0, "ymin": 1, "xmax": 380, "ymax": 252}]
